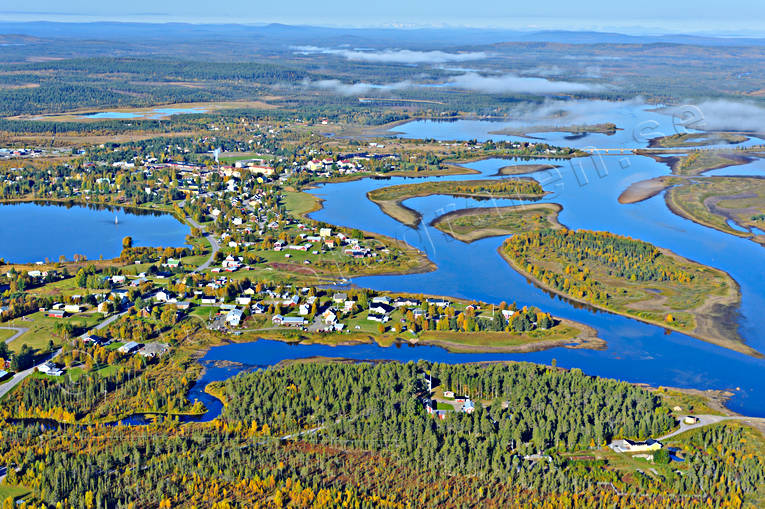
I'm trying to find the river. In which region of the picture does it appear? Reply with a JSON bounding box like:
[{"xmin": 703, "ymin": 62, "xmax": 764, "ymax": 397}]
[{"xmin": 185, "ymin": 103, "xmax": 765, "ymax": 421}]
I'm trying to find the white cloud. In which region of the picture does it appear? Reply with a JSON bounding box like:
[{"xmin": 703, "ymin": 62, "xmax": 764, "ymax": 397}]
[
  {"xmin": 306, "ymin": 79, "xmax": 414, "ymax": 96},
  {"xmin": 292, "ymin": 46, "xmax": 488, "ymax": 64},
  {"xmin": 445, "ymin": 72, "xmax": 605, "ymax": 95},
  {"xmin": 668, "ymin": 100, "xmax": 765, "ymax": 132}
]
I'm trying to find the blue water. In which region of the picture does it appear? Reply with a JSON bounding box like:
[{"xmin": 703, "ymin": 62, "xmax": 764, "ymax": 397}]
[
  {"xmin": 83, "ymin": 107, "xmax": 208, "ymax": 119},
  {"xmin": 393, "ymin": 102, "xmax": 765, "ymax": 150},
  {"xmin": 0, "ymin": 202, "xmax": 190, "ymax": 263}
]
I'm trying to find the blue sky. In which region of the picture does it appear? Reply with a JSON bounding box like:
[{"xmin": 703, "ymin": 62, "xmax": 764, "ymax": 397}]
[{"xmin": 2, "ymin": 1, "xmax": 765, "ymax": 35}]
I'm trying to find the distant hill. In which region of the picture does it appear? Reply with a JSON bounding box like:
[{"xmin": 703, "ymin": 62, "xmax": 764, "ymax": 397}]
[{"xmin": 0, "ymin": 21, "xmax": 763, "ymax": 49}]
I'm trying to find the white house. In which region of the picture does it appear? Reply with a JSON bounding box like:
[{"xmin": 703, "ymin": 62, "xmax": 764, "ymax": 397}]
[{"xmin": 225, "ymin": 308, "xmax": 244, "ymax": 327}]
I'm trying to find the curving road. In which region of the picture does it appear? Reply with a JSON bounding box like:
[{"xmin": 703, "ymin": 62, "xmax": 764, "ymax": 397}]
[
  {"xmin": 186, "ymin": 216, "xmax": 219, "ymax": 273},
  {"xmin": 0, "ymin": 348, "xmax": 61, "ymax": 401},
  {"xmin": 658, "ymin": 414, "xmax": 765, "ymax": 441},
  {"xmin": 0, "ymin": 326, "xmax": 28, "ymax": 344}
]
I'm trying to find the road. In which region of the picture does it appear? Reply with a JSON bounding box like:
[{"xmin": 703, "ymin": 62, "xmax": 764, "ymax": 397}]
[
  {"xmin": 657, "ymin": 414, "xmax": 765, "ymax": 441},
  {"xmin": 0, "ymin": 326, "xmax": 29, "ymax": 344},
  {"xmin": 187, "ymin": 216, "xmax": 219, "ymax": 273},
  {"xmin": 0, "ymin": 348, "xmax": 61, "ymax": 401},
  {"xmin": 657, "ymin": 415, "xmax": 735, "ymax": 441}
]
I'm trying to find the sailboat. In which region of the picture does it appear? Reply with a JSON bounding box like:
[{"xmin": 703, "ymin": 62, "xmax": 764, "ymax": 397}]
[{"xmin": 114, "ymin": 215, "xmax": 119, "ymax": 225}]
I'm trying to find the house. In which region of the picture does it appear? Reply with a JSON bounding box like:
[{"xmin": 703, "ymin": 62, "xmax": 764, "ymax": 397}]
[
  {"xmin": 47, "ymin": 309, "xmax": 66, "ymax": 318},
  {"xmin": 298, "ymin": 303, "xmax": 310, "ymax": 316},
  {"xmin": 97, "ymin": 301, "xmax": 111, "ymax": 314},
  {"xmin": 443, "ymin": 391, "xmax": 455, "ymax": 399},
  {"xmin": 201, "ymin": 297, "xmax": 218, "ymax": 305},
  {"xmin": 165, "ymin": 258, "xmax": 181, "ymax": 269},
  {"xmin": 371, "ymin": 296, "xmax": 391, "ymax": 305},
  {"xmin": 252, "ymin": 302, "xmax": 266, "ymax": 314},
  {"xmin": 427, "ymin": 298, "xmax": 451, "ymax": 308},
  {"xmin": 342, "ymin": 300, "xmax": 355, "ymax": 313},
  {"xmin": 154, "ymin": 290, "xmax": 174, "ymax": 303},
  {"xmin": 684, "ymin": 416, "xmax": 699, "ymax": 425},
  {"xmin": 332, "ymin": 292, "xmax": 347, "ymax": 304},
  {"xmin": 64, "ymin": 304, "xmax": 84, "ymax": 314},
  {"xmin": 82, "ymin": 334, "xmax": 107, "ymax": 346},
  {"xmin": 221, "ymin": 255, "xmax": 242, "ymax": 269},
  {"xmin": 236, "ymin": 296, "xmax": 252, "ymax": 306},
  {"xmin": 118, "ymin": 341, "xmax": 141, "ymax": 354},
  {"xmin": 139, "ymin": 342, "xmax": 169, "ymax": 358},
  {"xmin": 369, "ymin": 303, "xmax": 394, "ymax": 315},
  {"xmin": 393, "ymin": 297, "xmax": 420, "ymax": 308},
  {"xmin": 367, "ymin": 313, "xmax": 389, "ymax": 323},
  {"xmin": 462, "ymin": 400, "xmax": 475, "ymax": 414},
  {"xmin": 501, "ymin": 309, "xmax": 516, "ymax": 320},
  {"xmin": 319, "ymin": 228, "xmax": 332, "ymax": 237},
  {"xmin": 609, "ymin": 439, "xmax": 663, "ymax": 453},
  {"xmin": 225, "ymin": 308, "xmax": 244, "ymax": 327},
  {"xmin": 111, "ymin": 275, "xmax": 126, "ymax": 285},
  {"xmin": 38, "ymin": 361, "xmax": 64, "ymax": 377},
  {"xmin": 272, "ymin": 315, "xmax": 305, "ymax": 327},
  {"xmin": 321, "ymin": 310, "xmax": 337, "ymax": 324},
  {"xmin": 282, "ymin": 295, "xmax": 300, "ymax": 307}
]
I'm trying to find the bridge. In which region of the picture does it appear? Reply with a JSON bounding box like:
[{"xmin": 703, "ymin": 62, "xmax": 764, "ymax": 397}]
[{"xmin": 580, "ymin": 148, "xmax": 637, "ymax": 154}]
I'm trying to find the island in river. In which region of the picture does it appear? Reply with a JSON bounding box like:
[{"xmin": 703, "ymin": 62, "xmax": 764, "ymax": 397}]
[
  {"xmin": 367, "ymin": 178, "xmax": 545, "ymax": 227},
  {"xmin": 431, "ymin": 203, "xmax": 563, "ymax": 243},
  {"xmin": 648, "ymin": 132, "xmax": 750, "ymax": 148},
  {"xmin": 488, "ymin": 122, "xmax": 618, "ymax": 137},
  {"xmin": 665, "ymin": 176, "xmax": 765, "ymax": 247},
  {"xmin": 500, "ymin": 228, "xmax": 753, "ymax": 356}
]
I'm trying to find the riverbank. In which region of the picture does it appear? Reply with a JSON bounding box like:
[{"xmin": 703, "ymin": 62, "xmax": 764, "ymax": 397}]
[
  {"xmin": 240, "ymin": 321, "xmax": 604, "ymax": 355},
  {"xmin": 431, "ymin": 203, "xmax": 563, "ymax": 243},
  {"xmin": 497, "ymin": 241, "xmax": 757, "ymax": 357}
]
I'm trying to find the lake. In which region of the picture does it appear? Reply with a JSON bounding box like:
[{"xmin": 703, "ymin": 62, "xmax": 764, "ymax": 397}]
[
  {"xmin": 0, "ymin": 202, "xmax": 190, "ymax": 263},
  {"xmin": 81, "ymin": 106, "xmax": 208, "ymax": 119}
]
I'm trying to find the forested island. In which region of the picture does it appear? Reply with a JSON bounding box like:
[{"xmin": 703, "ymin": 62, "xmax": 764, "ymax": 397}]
[{"xmin": 501, "ymin": 229, "xmax": 749, "ymax": 355}]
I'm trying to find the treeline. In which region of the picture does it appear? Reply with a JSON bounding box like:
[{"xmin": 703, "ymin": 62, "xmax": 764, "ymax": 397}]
[{"xmin": 5, "ymin": 57, "xmax": 308, "ymax": 83}]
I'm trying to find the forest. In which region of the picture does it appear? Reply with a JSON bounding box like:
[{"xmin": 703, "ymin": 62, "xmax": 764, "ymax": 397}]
[{"xmin": 0, "ymin": 361, "xmax": 761, "ymax": 508}]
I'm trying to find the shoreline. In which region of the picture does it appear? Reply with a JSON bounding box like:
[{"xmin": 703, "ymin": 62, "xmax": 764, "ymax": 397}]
[{"xmin": 497, "ymin": 246, "xmax": 758, "ymax": 358}]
